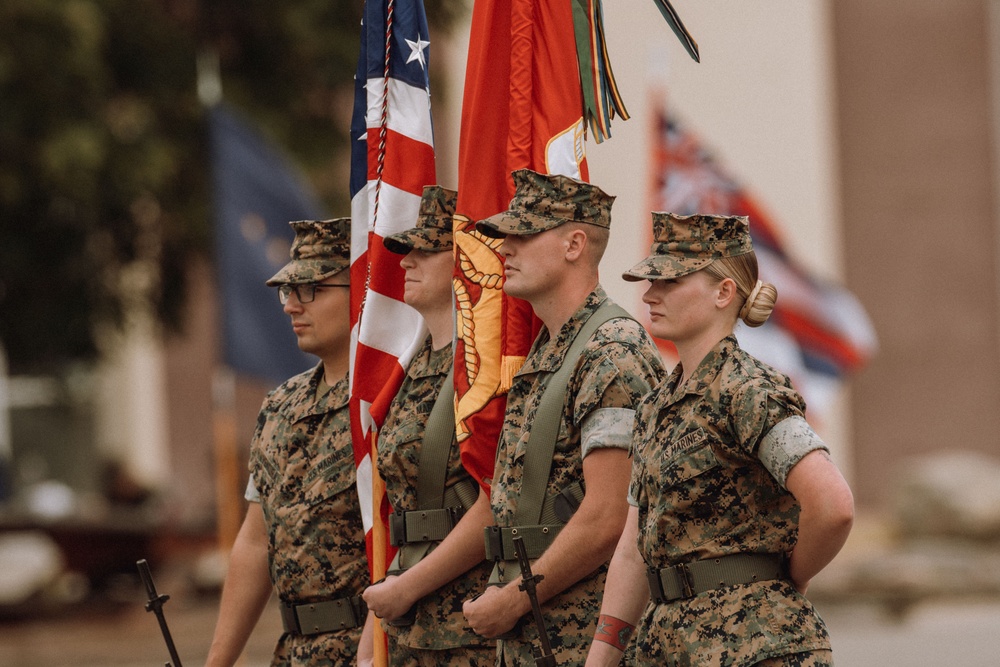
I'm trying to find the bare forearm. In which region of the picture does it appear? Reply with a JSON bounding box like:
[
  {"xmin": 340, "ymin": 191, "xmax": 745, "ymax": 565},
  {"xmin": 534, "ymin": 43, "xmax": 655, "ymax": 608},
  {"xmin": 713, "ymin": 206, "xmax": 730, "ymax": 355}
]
[
  {"xmin": 206, "ymin": 507, "xmax": 273, "ymax": 667},
  {"xmin": 527, "ymin": 503, "xmax": 625, "ymax": 606},
  {"xmin": 785, "ymin": 450, "xmax": 855, "ymax": 593},
  {"xmin": 364, "ymin": 490, "xmax": 492, "ymax": 620},
  {"xmin": 789, "ymin": 499, "xmax": 853, "ymax": 590},
  {"xmin": 586, "ymin": 508, "xmax": 647, "ymax": 667}
]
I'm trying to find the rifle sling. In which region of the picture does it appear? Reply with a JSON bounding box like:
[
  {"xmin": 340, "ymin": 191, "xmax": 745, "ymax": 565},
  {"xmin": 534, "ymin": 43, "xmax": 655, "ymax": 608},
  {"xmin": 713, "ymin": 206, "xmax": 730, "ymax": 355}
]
[{"xmin": 390, "ymin": 364, "xmax": 463, "ymax": 572}]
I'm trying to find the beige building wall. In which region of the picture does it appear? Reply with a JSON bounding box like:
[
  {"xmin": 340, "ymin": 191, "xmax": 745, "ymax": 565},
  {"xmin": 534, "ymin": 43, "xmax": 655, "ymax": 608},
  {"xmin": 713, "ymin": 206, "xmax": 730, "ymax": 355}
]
[
  {"xmin": 832, "ymin": 1, "xmax": 1000, "ymax": 506},
  {"xmin": 587, "ymin": 2, "xmax": 852, "ymax": 470}
]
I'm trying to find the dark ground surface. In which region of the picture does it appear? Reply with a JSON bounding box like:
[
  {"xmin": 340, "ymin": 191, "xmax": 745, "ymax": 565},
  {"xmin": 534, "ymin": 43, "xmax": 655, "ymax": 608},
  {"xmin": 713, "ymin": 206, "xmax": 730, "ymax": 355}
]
[
  {"xmin": 2, "ymin": 536, "xmax": 1000, "ymax": 667},
  {"xmin": 3, "ymin": 583, "xmax": 1000, "ymax": 667}
]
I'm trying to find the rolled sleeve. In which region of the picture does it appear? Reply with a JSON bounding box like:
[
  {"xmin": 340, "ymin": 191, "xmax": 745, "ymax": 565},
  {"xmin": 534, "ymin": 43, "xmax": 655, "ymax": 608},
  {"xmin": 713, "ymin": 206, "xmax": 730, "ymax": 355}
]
[
  {"xmin": 758, "ymin": 416, "xmax": 829, "ymax": 488},
  {"xmin": 581, "ymin": 407, "xmax": 635, "ymax": 458},
  {"xmin": 244, "ymin": 474, "xmax": 261, "ymax": 503}
]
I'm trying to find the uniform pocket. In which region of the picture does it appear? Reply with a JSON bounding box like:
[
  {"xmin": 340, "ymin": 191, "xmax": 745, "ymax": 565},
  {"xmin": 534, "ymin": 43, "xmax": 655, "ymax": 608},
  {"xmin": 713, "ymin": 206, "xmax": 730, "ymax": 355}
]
[
  {"xmin": 301, "ymin": 445, "xmax": 356, "ymax": 507},
  {"xmin": 659, "ymin": 432, "xmax": 719, "ymax": 488}
]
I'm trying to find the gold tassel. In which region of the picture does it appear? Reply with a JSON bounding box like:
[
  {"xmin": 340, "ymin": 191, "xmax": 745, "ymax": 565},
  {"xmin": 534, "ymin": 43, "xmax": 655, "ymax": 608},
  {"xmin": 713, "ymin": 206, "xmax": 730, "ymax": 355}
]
[{"xmin": 500, "ymin": 355, "xmax": 527, "ymax": 393}]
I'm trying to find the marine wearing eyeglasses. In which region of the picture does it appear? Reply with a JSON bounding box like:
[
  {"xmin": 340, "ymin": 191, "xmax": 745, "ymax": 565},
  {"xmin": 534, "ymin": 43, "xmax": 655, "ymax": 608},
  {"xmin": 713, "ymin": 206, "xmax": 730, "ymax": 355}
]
[
  {"xmin": 206, "ymin": 218, "xmax": 369, "ymax": 667},
  {"xmin": 277, "ymin": 282, "xmax": 350, "ymax": 305}
]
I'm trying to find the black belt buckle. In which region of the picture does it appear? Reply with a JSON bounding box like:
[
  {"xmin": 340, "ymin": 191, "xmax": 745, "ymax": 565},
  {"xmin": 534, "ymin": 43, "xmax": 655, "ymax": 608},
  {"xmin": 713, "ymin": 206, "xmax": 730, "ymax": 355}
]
[
  {"xmin": 484, "ymin": 526, "xmax": 504, "ymax": 562},
  {"xmin": 645, "ymin": 567, "xmax": 665, "ymax": 603},
  {"xmin": 389, "ymin": 510, "xmax": 406, "ymax": 547},
  {"xmin": 351, "ymin": 595, "xmax": 368, "ymax": 627},
  {"xmin": 675, "ymin": 562, "xmax": 694, "ymax": 599},
  {"xmin": 386, "ymin": 603, "xmax": 416, "ymax": 628},
  {"xmin": 280, "ymin": 602, "xmax": 301, "ymax": 634}
]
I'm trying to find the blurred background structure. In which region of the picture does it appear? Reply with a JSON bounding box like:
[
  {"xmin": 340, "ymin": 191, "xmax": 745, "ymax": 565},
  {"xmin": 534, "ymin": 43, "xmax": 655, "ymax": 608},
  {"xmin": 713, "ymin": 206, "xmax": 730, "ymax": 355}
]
[{"xmin": 1, "ymin": 1, "xmax": 1000, "ymax": 664}]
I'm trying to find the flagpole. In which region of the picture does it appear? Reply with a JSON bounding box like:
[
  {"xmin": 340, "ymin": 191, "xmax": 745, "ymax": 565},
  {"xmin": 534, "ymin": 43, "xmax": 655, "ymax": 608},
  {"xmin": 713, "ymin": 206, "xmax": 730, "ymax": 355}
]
[
  {"xmin": 369, "ymin": 3, "xmax": 395, "ymax": 664},
  {"xmin": 211, "ymin": 368, "xmax": 244, "ymax": 554},
  {"xmin": 370, "ymin": 431, "xmax": 389, "ymax": 666}
]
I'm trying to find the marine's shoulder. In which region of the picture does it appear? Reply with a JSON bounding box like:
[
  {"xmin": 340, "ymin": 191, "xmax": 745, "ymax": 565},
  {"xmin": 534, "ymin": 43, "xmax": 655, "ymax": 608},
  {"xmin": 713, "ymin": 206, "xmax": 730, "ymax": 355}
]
[
  {"xmin": 264, "ymin": 366, "xmax": 320, "ymax": 406},
  {"xmin": 722, "ymin": 345, "xmax": 795, "ymax": 394}
]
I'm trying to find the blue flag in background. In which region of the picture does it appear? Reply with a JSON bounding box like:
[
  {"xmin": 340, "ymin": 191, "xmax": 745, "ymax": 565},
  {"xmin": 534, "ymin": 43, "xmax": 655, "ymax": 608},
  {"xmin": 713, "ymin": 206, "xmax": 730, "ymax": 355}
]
[{"xmin": 208, "ymin": 103, "xmax": 322, "ymax": 384}]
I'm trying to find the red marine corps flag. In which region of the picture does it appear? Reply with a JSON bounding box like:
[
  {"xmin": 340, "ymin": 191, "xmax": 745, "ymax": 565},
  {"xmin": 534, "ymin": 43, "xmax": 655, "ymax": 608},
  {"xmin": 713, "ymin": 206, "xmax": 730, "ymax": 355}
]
[
  {"xmin": 452, "ymin": 0, "xmax": 699, "ymax": 486},
  {"xmin": 348, "ymin": 0, "xmax": 436, "ymax": 653},
  {"xmin": 451, "ymin": 0, "xmax": 590, "ymax": 489}
]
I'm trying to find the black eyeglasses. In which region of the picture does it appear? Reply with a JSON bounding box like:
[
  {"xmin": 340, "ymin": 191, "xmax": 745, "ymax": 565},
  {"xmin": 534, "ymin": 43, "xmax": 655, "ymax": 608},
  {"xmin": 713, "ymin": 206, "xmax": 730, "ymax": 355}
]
[{"xmin": 277, "ymin": 283, "xmax": 349, "ymax": 304}]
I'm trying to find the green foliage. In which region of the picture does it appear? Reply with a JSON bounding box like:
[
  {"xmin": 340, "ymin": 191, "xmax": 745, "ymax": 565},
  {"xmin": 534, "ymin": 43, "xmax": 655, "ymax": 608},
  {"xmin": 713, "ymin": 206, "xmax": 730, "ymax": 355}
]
[{"xmin": 0, "ymin": 0, "xmax": 464, "ymax": 374}]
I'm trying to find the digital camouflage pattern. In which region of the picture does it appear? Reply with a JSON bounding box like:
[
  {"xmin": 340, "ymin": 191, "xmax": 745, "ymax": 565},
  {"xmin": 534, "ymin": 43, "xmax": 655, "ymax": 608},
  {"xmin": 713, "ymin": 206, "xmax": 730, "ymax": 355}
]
[
  {"xmin": 755, "ymin": 650, "xmax": 834, "ymax": 667},
  {"xmin": 632, "ymin": 581, "xmax": 832, "ymax": 667},
  {"xmin": 386, "ymin": 642, "xmax": 496, "ymax": 667},
  {"xmin": 476, "ymin": 169, "xmax": 615, "ymax": 238},
  {"xmin": 622, "ymin": 212, "xmax": 753, "ymax": 282},
  {"xmin": 248, "ymin": 367, "xmax": 368, "ymax": 666},
  {"xmin": 266, "ymin": 217, "xmax": 351, "ymax": 285},
  {"xmin": 383, "ymin": 186, "xmax": 457, "ymax": 255},
  {"xmin": 376, "ymin": 336, "xmax": 493, "ymax": 659},
  {"xmin": 628, "ymin": 336, "xmax": 831, "ymax": 665},
  {"xmin": 491, "ymin": 287, "xmax": 665, "ymax": 666}
]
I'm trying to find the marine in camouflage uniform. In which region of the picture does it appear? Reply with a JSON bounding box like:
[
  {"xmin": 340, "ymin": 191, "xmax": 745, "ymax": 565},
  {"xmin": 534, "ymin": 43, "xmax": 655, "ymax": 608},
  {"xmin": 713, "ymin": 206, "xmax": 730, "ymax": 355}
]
[
  {"xmin": 587, "ymin": 212, "xmax": 852, "ymax": 667},
  {"xmin": 249, "ymin": 367, "xmax": 367, "ymax": 665},
  {"xmin": 372, "ymin": 186, "xmax": 494, "ymax": 666},
  {"xmin": 472, "ymin": 171, "xmax": 665, "ymax": 666},
  {"xmin": 628, "ymin": 337, "xmax": 832, "ymax": 666},
  {"xmin": 206, "ymin": 218, "xmax": 367, "ymax": 667}
]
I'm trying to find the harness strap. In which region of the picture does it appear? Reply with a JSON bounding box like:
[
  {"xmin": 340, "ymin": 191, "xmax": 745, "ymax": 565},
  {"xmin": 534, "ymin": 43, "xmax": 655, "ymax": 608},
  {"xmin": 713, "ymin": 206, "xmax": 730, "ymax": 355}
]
[
  {"xmin": 514, "ymin": 300, "xmax": 631, "ymax": 526},
  {"xmin": 415, "ymin": 364, "xmax": 455, "ymax": 511}
]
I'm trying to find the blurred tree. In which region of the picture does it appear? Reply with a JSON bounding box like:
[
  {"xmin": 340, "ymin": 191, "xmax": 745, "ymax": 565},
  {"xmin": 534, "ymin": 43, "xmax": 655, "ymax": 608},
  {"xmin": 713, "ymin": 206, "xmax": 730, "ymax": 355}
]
[{"xmin": 0, "ymin": 0, "xmax": 463, "ymax": 374}]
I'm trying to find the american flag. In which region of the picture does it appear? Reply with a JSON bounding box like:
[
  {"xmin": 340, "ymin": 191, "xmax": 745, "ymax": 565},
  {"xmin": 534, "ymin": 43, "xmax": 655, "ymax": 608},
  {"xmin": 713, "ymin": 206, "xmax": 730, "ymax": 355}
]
[{"xmin": 348, "ymin": 0, "xmax": 436, "ymax": 592}]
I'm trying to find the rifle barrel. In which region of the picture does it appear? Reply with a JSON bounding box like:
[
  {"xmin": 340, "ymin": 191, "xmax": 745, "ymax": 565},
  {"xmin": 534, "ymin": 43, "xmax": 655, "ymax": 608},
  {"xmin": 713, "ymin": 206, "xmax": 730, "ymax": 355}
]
[
  {"xmin": 512, "ymin": 537, "xmax": 557, "ymax": 666},
  {"xmin": 137, "ymin": 559, "xmax": 184, "ymax": 667}
]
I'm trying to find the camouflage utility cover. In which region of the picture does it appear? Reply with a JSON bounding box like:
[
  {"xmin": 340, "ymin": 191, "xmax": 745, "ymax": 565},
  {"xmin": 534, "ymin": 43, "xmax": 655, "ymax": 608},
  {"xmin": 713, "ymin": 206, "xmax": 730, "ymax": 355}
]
[
  {"xmin": 628, "ymin": 336, "xmax": 831, "ymax": 665},
  {"xmin": 376, "ymin": 336, "xmax": 493, "ymax": 656},
  {"xmin": 477, "ymin": 169, "xmax": 615, "ymax": 238},
  {"xmin": 491, "ymin": 287, "xmax": 665, "ymax": 665},
  {"xmin": 384, "ymin": 186, "xmax": 457, "ymax": 255},
  {"xmin": 248, "ymin": 367, "xmax": 368, "ymax": 665},
  {"xmin": 266, "ymin": 217, "xmax": 351, "ymax": 286},
  {"xmin": 623, "ymin": 212, "xmax": 752, "ymax": 282}
]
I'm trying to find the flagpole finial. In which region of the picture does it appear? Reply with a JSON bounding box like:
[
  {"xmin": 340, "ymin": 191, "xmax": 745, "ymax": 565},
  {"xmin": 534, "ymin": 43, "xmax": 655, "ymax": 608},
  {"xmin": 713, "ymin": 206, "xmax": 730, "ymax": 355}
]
[{"xmin": 197, "ymin": 50, "xmax": 223, "ymax": 107}]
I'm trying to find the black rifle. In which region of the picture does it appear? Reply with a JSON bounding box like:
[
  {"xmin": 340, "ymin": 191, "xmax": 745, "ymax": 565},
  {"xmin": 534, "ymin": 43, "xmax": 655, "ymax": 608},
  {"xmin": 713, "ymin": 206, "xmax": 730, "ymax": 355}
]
[
  {"xmin": 512, "ymin": 536, "xmax": 557, "ymax": 666},
  {"xmin": 137, "ymin": 558, "xmax": 184, "ymax": 667}
]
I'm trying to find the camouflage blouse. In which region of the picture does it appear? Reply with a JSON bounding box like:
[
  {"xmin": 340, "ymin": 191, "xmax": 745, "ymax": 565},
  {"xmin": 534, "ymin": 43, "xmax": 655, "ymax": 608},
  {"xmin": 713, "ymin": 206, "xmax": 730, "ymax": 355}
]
[
  {"xmin": 491, "ymin": 286, "xmax": 665, "ymax": 666},
  {"xmin": 376, "ymin": 335, "xmax": 492, "ymax": 652},
  {"xmin": 248, "ymin": 365, "xmax": 368, "ymax": 666},
  {"xmin": 628, "ymin": 335, "xmax": 830, "ymax": 665}
]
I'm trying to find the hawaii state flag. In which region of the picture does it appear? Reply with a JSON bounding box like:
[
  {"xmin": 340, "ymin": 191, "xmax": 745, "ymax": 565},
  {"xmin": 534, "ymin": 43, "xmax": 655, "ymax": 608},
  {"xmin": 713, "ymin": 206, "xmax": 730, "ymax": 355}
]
[
  {"xmin": 348, "ymin": 0, "xmax": 436, "ymax": 596},
  {"xmin": 648, "ymin": 106, "xmax": 877, "ymax": 419}
]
